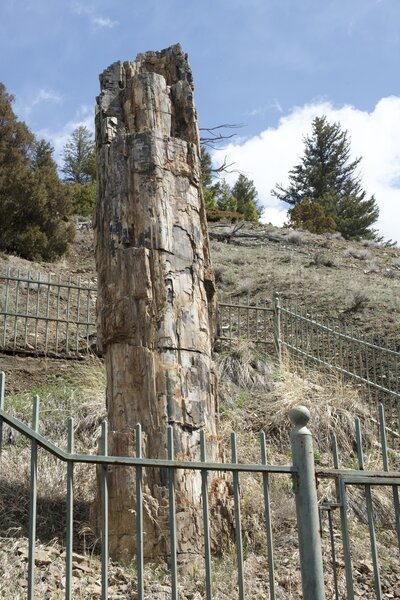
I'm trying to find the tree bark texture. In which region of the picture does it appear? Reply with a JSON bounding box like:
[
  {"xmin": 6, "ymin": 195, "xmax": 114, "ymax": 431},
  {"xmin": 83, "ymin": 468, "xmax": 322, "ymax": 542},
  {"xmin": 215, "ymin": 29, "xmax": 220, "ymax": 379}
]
[{"xmin": 95, "ymin": 45, "xmax": 228, "ymax": 564}]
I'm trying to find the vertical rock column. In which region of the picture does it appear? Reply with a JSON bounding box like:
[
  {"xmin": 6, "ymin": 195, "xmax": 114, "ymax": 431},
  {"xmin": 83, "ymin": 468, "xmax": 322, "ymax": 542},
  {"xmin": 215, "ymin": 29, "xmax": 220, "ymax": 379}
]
[{"xmin": 95, "ymin": 45, "xmax": 224, "ymax": 563}]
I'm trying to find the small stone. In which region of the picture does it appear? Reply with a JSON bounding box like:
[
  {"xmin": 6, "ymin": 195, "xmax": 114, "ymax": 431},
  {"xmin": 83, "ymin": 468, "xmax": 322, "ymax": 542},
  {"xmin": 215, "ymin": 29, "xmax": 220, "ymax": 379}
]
[
  {"xmin": 72, "ymin": 562, "xmax": 93, "ymax": 574},
  {"xmin": 86, "ymin": 583, "xmax": 102, "ymax": 597}
]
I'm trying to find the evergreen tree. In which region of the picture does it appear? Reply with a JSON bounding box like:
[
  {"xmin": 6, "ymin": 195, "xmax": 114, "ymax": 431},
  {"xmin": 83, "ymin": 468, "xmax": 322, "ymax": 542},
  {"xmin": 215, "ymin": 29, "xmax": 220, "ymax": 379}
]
[
  {"xmin": 62, "ymin": 125, "xmax": 96, "ymax": 216},
  {"xmin": 62, "ymin": 125, "xmax": 95, "ymax": 184},
  {"xmin": 272, "ymin": 116, "xmax": 379, "ymax": 239},
  {"xmin": 287, "ymin": 198, "xmax": 336, "ymax": 234},
  {"xmin": 0, "ymin": 83, "xmax": 74, "ymax": 260},
  {"xmin": 200, "ymin": 146, "xmax": 216, "ymax": 208},
  {"xmin": 231, "ymin": 174, "xmax": 263, "ymax": 222},
  {"xmin": 213, "ymin": 179, "xmax": 237, "ymax": 212}
]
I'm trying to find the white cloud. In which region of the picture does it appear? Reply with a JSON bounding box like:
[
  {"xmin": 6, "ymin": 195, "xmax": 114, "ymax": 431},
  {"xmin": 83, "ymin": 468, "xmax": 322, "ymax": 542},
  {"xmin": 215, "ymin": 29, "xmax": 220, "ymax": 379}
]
[
  {"xmin": 92, "ymin": 16, "xmax": 118, "ymax": 28},
  {"xmin": 71, "ymin": 3, "xmax": 118, "ymax": 28},
  {"xmin": 32, "ymin": 88, "xmax": 63, "ymax": 106},
  {"xmin": 212, "ymin": 97, "xmax": 400, "ymax": 243},
  {"xmin": 36, "ymin": 104, "xmax": 94, "ymax": 166}
]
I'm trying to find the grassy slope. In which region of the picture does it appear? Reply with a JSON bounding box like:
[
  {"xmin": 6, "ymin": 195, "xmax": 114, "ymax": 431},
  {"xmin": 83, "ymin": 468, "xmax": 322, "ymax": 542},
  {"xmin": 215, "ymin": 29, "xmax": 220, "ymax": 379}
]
[{"xmin": 1, "ymin": 221, "xmax": 400, "ymax": 598}]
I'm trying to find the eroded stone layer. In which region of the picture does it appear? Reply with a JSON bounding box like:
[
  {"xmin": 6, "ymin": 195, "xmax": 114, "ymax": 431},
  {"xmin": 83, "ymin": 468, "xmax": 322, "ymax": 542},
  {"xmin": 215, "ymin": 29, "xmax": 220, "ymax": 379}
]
[{"xmin": 95, "ymin": 44, "xmax": 226, "ymax": 562}]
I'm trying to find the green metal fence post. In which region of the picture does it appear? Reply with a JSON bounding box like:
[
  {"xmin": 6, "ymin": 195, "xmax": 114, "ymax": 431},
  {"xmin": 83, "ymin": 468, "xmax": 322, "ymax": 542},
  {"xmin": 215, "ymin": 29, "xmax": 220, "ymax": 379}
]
[
  {"xmin": 272, "ymin": 292, "xmax": 282, "ymax": 362},
  {"xmin": 290, "ymin": 406, "xmax": 326, "ymax": 600}
]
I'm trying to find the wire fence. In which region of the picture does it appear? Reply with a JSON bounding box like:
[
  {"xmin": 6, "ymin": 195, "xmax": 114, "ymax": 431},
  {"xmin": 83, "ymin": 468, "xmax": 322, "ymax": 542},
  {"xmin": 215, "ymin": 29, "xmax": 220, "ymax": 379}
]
[
  {"xmin": 0, "ymin": 268, "xmax": 97, "ymax": 357},
  {"xmin": 275, "ymin": 295, "xmax": 400, "ymax": 407}
]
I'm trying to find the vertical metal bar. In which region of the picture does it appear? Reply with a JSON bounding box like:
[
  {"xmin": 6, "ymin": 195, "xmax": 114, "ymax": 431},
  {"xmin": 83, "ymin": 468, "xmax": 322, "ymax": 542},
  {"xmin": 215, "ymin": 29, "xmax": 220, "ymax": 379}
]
[
  {"xmin": 13, "ymin": 269, "xmax": 21, "ymax": 349},
  {"xmin": 350, "ymin": 327, "xmax": 356, "ymax": 381},
  {"xmin": 237, "ymin": 297, "xmax": 241, "ymax": 339},
  {"xmin": 66, "ymin": 417, "xmax": 74, "ymax": 600},
  {"xmin": 379, "ymin": 404, "xmax": 400, "ymax": 553},
  {"xmin": 65, "ymin": 275, "xmax": 72, "ymax": 354},
  {"xmin": 34, "ymin": 272, "xmax": 40, "ymax": 351},
  {"xmin": 294, "ymin": 301, "xmax": 299, "ymax": 371},
  {"xmin": 273, "ymin": 293, "xmax": 282, "ymax": 362},
  {"xmin": 136, "ymin": 423, "xmax": 144, "ymax": 600},
  {"xmin": 44, "ymin": 274, "xmax": 51, "ymax": 354},
  {"xmin": 0, "ymin": 371, "xmax": 5, "ymax": 455},
  {"xmin": 320, "ymin": 318, "xmax": 326, "ymax": 368},
  {"xmin": 315, "ymin": 317, "xmax": 321, "ymax": 367},
  {"xmin": 86, "ymin": 285, "xmax": 92, "ymax": 352},
  {"xmin": 2, "ymin": 267, "xmax": 11, "ymax": 347},
  {"xmin": 327, "ymin": 509, "xmax": 339, "ymax": 600},
  {"xmin": 229, "ymin": 295, "xmax": 232, "ymax": 348},
  {"xmin": 28, "ymin": 395, "xmax": 40, "ymax": 600},
  {"xmin": 372, "ymin": 338, "xmax": 377, "ymax": 394},
  {"xmin": 326, "ymin": 319, "xmax": 331, "ymax": 367},
  {"xmin": 200, "ymin": 430, "xmax": 212, "ymax": 600},
  {"xmin": 344, "ymin": 326, "xmax": 350, "ymax": 375},
  {"xmin": 355, "ymin": 418, "xmax": 382, "ymax": 599},
  {"xmin": 299, "ymin": 307, "xmax": 305, "ymax": 370},
  {"xmin": 264, "ymin": 299, "xmax": 268, "ymax": 350},
  {"xmin": 255, "ymin": 299, "xmax": 259, "ymax": 344},
  {"xmin": 365, "ymin": 336, "xmax": 371, "ymax": 404},
  {"xmin": 55, "ymin": 274, "xmax": 61, "ymax": 354},
  {"xmin": 231, "ymin": 432, "xmax": 245, "ymax": 600},
  {"xmin": 167, "ymin": 425, "xmax": 178, "ymax": 600},
  {"xmin": 331, "ymin": 433, "xmax": 355, "ymax": 600},
  {"xmin": 260, "ymin": 431, "xmax": 276, "ymax": 600},
  {"xmin": 24, "ymin": 271, "xmax": 31, "ymax": 348},
  {"xmin": 75, "ymin": 276, "xmax": 81, "ymax": 353},
  {"xmin": 101, "ymin": 421, "xmax": 109, "ymax": 600},
  {"xmin": 290, "ymin": 407, "xmax": 326, "ymax": 600},
  {"xmin": 290, "ymin": 302, "xmax": 294, "ymax": 362},
  {"xmin": 246, "ymin": 294, "xmax": 250, "ymax": 341}
]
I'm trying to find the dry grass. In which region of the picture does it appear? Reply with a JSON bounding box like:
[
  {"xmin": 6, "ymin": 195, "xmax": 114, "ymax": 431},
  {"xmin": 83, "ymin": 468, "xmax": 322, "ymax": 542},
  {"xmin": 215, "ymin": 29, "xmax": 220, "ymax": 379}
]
[
  {"xmin": 0, "ymin": 359, "xmax": 106, "ymax": 554},
  {"xmin": 218, "ymin": 339, "xmax": 273, "ymax": 393}
]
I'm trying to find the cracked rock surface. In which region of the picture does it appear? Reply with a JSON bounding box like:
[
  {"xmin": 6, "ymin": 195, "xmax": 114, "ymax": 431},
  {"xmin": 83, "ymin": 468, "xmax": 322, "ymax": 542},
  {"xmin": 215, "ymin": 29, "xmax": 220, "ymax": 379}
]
[{"xmin": 95, "ymin": 44, "xmax": 227, "ymax": 563}]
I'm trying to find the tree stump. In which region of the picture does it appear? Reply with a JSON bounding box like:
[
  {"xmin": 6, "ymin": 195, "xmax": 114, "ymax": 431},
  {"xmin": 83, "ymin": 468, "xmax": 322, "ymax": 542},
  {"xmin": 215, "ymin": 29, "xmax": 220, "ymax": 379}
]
[{"xmin": 95, "ymin": 44, "xmax": 228, "ymax": 565}]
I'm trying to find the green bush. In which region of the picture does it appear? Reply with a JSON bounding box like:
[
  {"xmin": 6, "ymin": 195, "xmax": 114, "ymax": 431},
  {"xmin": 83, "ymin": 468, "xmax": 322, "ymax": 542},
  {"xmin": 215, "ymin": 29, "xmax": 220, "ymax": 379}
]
[{"xmin": 206, "ymin": 208, "xmax": 244, "ymax": 223}]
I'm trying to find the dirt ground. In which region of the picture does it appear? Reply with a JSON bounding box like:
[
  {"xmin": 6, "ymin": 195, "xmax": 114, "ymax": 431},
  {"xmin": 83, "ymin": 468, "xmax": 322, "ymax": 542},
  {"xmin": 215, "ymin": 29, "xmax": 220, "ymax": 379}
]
[{"xmin": 0, "ymin": 353, "xmax": 98, "ymax": 396}]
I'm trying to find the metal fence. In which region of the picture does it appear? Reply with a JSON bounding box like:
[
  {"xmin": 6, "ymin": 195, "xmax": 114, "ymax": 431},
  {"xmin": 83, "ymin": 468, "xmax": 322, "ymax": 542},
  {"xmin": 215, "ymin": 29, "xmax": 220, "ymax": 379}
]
[
  {"xmin": 0, "ymin": 268, "xmax": 97, "ymax": 356},
  {"xmin": 217, "ymin": 294, "xmax": 274, "ymax": 352},
  {"xmin": 0, "ymin": 269, "xmax": 399, "ymax": 409},
  {"xmin": 1, "ymin": 371, "xmax": 400, "ymax": 599},
  {"xmin": 274, "ymin": 295, "xmax": 400, "ymax": 405}
]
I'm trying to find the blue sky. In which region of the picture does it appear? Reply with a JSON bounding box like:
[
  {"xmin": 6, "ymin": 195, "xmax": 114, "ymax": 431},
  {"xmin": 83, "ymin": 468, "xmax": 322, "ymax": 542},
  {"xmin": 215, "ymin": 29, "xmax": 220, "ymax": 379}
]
[{"xmin": 1, "ymin": 0, "xmax": 400, "ymax": 241}]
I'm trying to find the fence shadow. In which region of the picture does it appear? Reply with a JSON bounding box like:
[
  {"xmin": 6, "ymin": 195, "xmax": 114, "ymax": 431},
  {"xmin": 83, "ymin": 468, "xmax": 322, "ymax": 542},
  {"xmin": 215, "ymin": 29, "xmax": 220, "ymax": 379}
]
[{"xmin": 0, "ymin": 478, "xmax": 95, "ymax": 553}]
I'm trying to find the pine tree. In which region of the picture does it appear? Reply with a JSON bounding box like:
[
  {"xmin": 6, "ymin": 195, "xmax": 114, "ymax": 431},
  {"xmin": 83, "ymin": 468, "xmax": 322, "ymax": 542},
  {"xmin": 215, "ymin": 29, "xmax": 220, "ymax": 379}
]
[
  {"xmin": 0, "ymin": 83, "xmax": 74, "ymax": 260},
  {"xmin": 200, "ymin": 146, "xmax": 216, "ymax": 208},
  {"xmin": 272, "ymin": 116, "xmax": 379, "ymax": 239},
  {"xmin": 62, "ymin": 126, "xmax": 96, "ymax": 216},
  {"xmin": 61, "ymin": 125, "xmax": 95, "ymax": 184},
  {"xmin": 213, "ymin": 179, "xmax": 237, "ymax": 212},
  {"xmin": 231, "ymin": 174, "xmax": 263, "ymax": 222}
]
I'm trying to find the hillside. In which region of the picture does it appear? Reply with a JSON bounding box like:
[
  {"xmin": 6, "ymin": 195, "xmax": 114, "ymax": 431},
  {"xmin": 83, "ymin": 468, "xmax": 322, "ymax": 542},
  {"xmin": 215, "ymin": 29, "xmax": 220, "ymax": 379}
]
[
  {"xmin": 0, "ymin": 221, "xmax": 399, "ymax": 598},
  {"xmin": 2, "ymin": 219, "xmax": 400, "ymax": 340}
]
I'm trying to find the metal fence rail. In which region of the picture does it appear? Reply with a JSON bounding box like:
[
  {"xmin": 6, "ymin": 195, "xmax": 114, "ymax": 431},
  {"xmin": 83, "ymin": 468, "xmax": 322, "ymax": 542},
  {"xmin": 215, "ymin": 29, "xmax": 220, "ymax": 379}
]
[
  {"xmin": 1, "ymin": 370, "xmax": 400, "ymax": 599},
  {"xmin": 217, "ymin": 294, "xmax": 274, "ymax": 351},
  {"xmin": 0, "ymin": 268, "xmax": 97, "ymax": 356},
  {"xmin": 274, "ymin": 295, "xmax": 400, "ymax": 405}
]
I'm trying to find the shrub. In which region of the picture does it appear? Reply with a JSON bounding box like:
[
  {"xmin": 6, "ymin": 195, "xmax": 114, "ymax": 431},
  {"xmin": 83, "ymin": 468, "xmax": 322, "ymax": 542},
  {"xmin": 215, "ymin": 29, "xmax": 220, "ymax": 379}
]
[
  {"xmin": 286, "ymin": 230, "xmax": 304, "ymax": 245},
  {"xmin": 206, "ymin": 208, "xmax": 243, "ymax": 223},
  {"xmin": 287, "ymin": 199, "xmax": 336, "ymax": 235},
  {"xmin": 344, "ymin": 248, "xmax": 371, "ymax": 261}
]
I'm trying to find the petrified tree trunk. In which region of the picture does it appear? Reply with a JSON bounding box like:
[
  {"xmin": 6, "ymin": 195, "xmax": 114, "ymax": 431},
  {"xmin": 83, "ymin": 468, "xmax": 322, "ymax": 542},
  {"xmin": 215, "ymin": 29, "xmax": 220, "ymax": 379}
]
[{"xmin": 94, "ymin": 45, "xmax": 225, "ymax": 564}]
